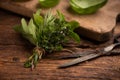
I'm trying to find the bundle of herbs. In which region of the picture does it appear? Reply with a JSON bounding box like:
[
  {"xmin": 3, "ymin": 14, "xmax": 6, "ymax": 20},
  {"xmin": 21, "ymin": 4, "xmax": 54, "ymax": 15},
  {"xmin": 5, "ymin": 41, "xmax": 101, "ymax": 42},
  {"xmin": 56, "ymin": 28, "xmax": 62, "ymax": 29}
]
[{"xmin": 14, "ymin": 10, "xmax": 80, "ymax": 69}]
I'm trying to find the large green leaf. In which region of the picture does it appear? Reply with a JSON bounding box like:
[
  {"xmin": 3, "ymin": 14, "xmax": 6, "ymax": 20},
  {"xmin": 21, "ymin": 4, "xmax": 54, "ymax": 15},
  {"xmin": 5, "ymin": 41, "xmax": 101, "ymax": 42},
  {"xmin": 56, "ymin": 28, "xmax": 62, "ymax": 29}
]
[
  {"xmin": 70, "ymin": 0, "xmax": 108, "ymax": 14},
  {"xmin": 21, "ymin": 18, "xmax": 29, "ymax": 33},
  {"xmin": 28, "ymin": 19, "xmax": 36, "ymax": 39}
]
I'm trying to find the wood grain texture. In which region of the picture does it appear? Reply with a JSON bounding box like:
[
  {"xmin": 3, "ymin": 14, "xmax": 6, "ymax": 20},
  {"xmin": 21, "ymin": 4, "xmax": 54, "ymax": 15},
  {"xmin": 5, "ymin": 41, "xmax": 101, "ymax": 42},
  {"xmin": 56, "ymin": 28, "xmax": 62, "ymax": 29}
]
[
  {"xmin": 0, "ymin": 0, "xmax": 120, "ymax": 41},
  {"xmin": 0, "ymin": 9, "xmax": 120, "ymax": 80}
]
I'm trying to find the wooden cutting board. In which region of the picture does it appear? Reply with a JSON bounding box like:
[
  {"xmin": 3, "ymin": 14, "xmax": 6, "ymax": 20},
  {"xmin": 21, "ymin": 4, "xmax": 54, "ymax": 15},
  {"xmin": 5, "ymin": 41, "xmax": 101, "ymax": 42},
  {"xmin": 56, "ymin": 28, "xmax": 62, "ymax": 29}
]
[{"xmin": 0, "ymin": 0, "xmax": 120, "ymax": 42}]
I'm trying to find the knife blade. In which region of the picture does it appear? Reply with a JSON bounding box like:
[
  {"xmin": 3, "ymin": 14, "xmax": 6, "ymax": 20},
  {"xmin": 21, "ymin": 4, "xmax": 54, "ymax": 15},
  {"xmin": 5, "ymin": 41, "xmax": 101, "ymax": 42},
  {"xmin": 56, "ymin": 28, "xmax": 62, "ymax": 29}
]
[
  {"xmin": 58, "ymin": 53, "xmax": 101, "ymax": 68},
  {"xmin": 58, "ymin": 50, "xmax": 96, "ymax": 59}
]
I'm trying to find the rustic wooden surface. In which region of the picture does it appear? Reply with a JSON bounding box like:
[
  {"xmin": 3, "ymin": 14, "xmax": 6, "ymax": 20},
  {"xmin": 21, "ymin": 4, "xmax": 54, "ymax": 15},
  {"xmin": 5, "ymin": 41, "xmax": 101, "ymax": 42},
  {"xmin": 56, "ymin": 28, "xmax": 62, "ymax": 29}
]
[
  {"xmin": 0, "ymin": 9, "xmax": 120, "ymax": 80},
  {"xmin": 0, "ymin": 0, "xmax": 120, "ymax": 41}
]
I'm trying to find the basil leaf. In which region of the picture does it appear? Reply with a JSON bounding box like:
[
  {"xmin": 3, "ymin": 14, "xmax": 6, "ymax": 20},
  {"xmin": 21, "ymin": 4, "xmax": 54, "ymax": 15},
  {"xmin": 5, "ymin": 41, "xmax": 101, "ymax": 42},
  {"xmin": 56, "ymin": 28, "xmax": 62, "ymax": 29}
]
[{"xmin": 70, "ymin": 0, "xmax": 108, "ymax": 14}]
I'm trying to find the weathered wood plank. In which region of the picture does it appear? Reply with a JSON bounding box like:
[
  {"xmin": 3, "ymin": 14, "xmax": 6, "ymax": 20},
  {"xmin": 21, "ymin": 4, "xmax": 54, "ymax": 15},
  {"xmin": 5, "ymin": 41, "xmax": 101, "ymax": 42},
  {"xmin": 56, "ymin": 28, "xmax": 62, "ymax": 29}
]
[{"xmin": 0, "ymin": 8, "xmax": 120, "ymax": 80}]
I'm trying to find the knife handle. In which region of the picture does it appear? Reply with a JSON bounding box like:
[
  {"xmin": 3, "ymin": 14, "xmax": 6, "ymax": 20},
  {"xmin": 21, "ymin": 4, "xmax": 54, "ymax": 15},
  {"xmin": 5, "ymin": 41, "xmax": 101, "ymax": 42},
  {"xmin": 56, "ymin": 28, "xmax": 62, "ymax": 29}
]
[{"xmin": 106, "ymin": 49, "xmax": 120, "ymax": 55}]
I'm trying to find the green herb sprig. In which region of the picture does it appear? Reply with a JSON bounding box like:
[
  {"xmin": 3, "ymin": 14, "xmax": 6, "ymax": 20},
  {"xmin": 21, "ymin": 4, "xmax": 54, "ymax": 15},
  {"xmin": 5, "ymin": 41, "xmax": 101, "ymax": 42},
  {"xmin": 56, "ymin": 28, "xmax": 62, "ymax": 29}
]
[{"xmin": 14, "ymin": 10, "xmax": 80, "ymax": 69}]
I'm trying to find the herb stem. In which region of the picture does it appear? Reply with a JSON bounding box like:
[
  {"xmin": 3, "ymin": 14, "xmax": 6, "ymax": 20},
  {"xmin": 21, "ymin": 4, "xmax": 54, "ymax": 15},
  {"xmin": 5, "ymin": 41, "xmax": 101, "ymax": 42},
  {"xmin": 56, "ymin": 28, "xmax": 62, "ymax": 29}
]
[{"xmin": 24, "ymin": 47, "xmax": 45, "ymax": 69}]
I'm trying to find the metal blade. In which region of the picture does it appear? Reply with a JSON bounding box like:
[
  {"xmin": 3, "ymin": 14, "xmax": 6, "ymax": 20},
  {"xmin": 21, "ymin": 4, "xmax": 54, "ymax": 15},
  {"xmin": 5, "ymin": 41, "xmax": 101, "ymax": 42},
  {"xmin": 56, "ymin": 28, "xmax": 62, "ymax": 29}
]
[
  {"xmin": 59, "ymin": 50, "xmax": 95, "ymax": 59},
  {"xmin": 58, "ymin": 53, "xmax": 101, "ymax": 68}
]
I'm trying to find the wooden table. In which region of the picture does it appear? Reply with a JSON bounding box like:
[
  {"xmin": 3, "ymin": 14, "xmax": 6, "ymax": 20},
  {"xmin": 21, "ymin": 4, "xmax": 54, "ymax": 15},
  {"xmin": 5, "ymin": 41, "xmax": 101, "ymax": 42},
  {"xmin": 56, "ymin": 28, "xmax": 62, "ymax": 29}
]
[{"xmin": 0, "ymin": 9, "xmax": 120, "ymax": 80}]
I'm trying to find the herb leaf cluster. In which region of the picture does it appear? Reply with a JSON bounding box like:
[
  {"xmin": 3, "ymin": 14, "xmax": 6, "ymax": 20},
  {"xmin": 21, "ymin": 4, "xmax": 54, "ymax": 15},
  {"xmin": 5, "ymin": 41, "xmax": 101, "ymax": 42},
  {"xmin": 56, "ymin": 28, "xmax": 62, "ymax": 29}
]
[{"xmin": 14, "ymin": 10, "xmax": 80, "ymax": 68}]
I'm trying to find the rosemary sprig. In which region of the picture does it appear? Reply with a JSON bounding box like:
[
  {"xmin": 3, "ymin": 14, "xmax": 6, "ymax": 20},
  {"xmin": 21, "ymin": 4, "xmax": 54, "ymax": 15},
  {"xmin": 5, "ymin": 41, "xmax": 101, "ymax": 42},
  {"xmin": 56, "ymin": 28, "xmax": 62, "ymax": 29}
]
[{"xmin": 14, "ymin": 10, "xmax": 80, "ymax": 69}]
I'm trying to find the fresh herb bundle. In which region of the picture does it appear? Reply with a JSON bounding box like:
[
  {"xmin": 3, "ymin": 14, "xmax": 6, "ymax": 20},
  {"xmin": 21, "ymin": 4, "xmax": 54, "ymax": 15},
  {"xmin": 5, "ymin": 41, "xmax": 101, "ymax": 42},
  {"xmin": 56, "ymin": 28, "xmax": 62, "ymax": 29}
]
[{"xmin": 14, "ymin": 10, "xmax": 80, "ymax": 69}]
